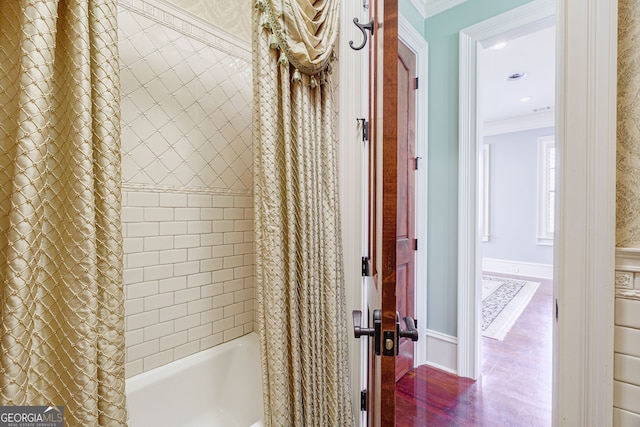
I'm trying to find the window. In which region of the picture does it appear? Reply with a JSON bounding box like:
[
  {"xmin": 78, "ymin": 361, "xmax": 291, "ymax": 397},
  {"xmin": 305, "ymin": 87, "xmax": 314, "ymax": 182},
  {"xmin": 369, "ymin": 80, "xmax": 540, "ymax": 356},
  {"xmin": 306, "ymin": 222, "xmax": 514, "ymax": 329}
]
[
  {"xmin": 537, "ymin": 136, "xmax": 555, "ymax": 245},
  {"xmin": 479, "ymin": 144, "xmax": 490, "ymax": 242}
]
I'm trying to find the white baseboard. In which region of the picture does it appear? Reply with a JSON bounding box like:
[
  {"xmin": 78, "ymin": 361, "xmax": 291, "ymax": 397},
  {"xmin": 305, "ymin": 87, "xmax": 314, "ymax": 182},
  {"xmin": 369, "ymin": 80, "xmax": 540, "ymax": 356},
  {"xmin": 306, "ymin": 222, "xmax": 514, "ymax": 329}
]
[
  {"xmin": 424, "ymin": 329, "xmax": 458, "ymax": 374},
  {"xmin": 482, "ymin": 258, "xmax": 553, "ymax": 280}
]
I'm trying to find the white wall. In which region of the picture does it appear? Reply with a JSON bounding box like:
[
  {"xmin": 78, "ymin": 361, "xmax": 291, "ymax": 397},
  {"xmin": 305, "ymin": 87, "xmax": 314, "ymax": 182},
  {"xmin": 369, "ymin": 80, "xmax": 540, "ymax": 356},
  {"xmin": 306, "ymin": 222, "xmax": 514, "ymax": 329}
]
[{"xmin": 482, "ymin": 127, "xmax": 554, "ymax": 269}]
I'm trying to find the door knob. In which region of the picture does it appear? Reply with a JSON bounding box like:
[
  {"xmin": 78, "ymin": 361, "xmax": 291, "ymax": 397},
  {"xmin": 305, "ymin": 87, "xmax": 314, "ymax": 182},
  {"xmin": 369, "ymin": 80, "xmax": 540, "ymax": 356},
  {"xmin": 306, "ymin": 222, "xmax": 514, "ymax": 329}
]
[
  {"xmin": 353, "ymin": 309, "xmax": 382, "ymax": 355},
  {"xmin": 398, "ymin": 316, "xmax": 419, "ymax": 341},
  {"xmin": 353, "ymin": 310, "xmax": 375, "ymax": 338}
]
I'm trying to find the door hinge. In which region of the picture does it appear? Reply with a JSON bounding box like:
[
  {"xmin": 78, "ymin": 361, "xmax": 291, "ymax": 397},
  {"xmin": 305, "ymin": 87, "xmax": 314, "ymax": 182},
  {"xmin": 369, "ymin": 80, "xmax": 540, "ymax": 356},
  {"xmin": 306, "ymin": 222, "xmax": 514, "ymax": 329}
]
[
  {"xmin": 555, "ymin": 299, "xmax": 558, "ymax": 320},
  {"xmin": 360, "ymin": 389, "xmax": 367, "ymax": 411},
  {"xmin": 413, "ymin": 239, "xmax": 418, "ymax": 251},
  {"xmin": 414, "ymin": 156, "xmax": 421, "ymax": 170},
  {"xmin": 414, "ymin": 77, "xmax": 419, "ymax": 90},
  {"xmin": 362, "ymin": 257, "xmax": 370, "ymax": 276},
  {"xmin": 357, "ymin": 118, "xmax": 369, "ymax": 142}
]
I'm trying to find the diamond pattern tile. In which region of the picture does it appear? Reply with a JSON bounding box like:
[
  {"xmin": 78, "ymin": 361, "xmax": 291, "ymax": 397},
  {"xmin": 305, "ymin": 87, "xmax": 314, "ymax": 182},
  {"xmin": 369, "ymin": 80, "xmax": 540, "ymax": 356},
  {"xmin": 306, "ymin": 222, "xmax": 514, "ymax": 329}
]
[{"xmin": 118, "ymin": 6, "xmax": 252, "ymax": 193}]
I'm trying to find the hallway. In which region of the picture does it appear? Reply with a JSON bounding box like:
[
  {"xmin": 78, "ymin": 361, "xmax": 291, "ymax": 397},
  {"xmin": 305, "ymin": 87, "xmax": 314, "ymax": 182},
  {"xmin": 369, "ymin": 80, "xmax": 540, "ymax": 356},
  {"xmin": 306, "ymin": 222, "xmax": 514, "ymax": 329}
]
[{"xmin": 396, "ymin": 276, "xmax": 553, "ymax": 426}]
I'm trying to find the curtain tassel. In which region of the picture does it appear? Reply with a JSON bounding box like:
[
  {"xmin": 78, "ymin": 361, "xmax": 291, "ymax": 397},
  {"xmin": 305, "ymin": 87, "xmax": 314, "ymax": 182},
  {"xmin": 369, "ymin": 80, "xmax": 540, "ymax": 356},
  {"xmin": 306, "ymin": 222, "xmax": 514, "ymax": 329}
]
[
  {"xmin": 318, "ymin": 71, "xmax": 328, "ymax": 85},
  {"xmin": 328, "ymin": 51, "xmax": 338, "ymax": 74},
  {"xmin": 269, "ymin": 34, "xmax": 279, "ymax": 50},
  {"xmin": 309, "ymin": 75, "xmax": 318, "ymax": 89},
  {"xmin": 277, "ymin": 52, "xmax": 289, "ymax": 67},
  {"xmin": 292, "ymin": 69, "xmax": 302, "ymax": 84},
  {"xmin": 260, "ymin": 14, "xmax": 272, "ymax": 30}
]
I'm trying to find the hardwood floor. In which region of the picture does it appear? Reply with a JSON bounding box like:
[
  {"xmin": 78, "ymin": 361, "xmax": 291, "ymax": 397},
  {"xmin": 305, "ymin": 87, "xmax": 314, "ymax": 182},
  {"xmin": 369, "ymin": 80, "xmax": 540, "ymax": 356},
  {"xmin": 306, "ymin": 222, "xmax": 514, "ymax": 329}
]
[{"xmin": 396, "ymin": 275, "xmax": 553, "ymax": 426}]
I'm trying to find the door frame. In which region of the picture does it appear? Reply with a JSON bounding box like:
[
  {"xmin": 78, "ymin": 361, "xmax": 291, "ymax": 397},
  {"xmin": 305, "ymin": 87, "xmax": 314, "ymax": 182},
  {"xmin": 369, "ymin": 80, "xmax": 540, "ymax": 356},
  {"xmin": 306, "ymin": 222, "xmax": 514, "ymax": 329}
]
[
  {"xmin": 458, "ymin": 0, "xmax": 617, "ymax": 425},
  {"xmin": 338, "ymin": 0, "xmax": 369, "ymax": 423},
  {"xmin": 398, "ymin": 15, "xmax": 429, "ymax": 369},
  {"xmin": 457, "ymin": 0, "xmax": 556, "ymax": 381}
]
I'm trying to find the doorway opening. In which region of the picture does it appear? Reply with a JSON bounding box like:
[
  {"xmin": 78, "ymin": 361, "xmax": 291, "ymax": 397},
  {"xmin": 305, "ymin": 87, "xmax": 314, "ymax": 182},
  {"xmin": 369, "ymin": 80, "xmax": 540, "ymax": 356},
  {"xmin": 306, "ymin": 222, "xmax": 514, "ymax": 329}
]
[
  {"xmin": 477, "ymin": 22, "xmax": 555, "ymax": 425},
  {"xmin": 457, "ymin": 0, "xmax": 556, "ymax": 381}
]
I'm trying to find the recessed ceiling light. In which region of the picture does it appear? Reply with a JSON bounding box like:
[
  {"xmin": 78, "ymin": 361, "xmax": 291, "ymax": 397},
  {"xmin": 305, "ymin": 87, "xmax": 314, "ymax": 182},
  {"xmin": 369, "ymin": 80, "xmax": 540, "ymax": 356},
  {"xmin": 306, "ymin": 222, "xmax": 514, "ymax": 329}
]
[
  {"xmin": 489, "ymin": 41, "xmax": 508, "ymax": 50},
  {"xmin": 533, "ymin": 106, "xmax": 553, "ymax": 113},
  {"xmin": 520, "ymin": 96, "xmax": 532, "ymax": 102},
  {"xmin": 507, "ymin": 72, "xmax": 527, "ymax": 81}
]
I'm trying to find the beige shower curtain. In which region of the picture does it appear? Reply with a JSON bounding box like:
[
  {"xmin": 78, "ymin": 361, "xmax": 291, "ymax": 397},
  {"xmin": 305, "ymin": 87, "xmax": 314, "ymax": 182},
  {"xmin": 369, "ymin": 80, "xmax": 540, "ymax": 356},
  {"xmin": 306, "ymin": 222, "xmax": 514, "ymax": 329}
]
[
  {"xmin": 253, "ymin": 0, "xmax": 353, "ymax": 426},
  {"xmin": 0, "ymin": 1, "xmax": 127, "ymax": 425}
]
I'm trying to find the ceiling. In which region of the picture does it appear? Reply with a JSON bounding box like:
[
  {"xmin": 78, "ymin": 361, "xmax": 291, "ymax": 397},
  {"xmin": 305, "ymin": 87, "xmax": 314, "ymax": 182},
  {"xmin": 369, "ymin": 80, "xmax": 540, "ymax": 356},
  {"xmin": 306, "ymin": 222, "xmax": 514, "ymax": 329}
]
[
  {"xmin": 405, "ymin": 0, "xmax": 556, "ymax": 128},
  {"xmin": 480, "ymin": 25, "xmax": 556, "ymax": 125}
]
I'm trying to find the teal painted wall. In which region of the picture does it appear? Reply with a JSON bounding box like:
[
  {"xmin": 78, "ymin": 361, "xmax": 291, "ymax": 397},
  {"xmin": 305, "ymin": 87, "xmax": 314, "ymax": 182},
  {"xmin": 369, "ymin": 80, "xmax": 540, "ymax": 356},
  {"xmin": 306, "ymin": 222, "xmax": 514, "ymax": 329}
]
[
  {"xmin": 399, "ymin": 0, "xmax": 425, "ymax": 37},
  {"xmin": 422, "ymin": 0, "xmax": 534, "ymax": 336}
]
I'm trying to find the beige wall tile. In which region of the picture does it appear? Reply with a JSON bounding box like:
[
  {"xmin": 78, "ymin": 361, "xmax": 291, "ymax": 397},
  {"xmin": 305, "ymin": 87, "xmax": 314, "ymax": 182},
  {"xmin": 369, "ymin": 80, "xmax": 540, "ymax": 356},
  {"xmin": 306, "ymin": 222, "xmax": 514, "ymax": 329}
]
[
  {"xmin": 614, "ymin": 381, "xmax": 640, "ymax": 415},
  {"xmin": 120, "ymin": 0, "xmax": 254, "ymax": 379},
  {"xmin": 616, "ymin": 298, "xmax": 640, "ymax": 329}
]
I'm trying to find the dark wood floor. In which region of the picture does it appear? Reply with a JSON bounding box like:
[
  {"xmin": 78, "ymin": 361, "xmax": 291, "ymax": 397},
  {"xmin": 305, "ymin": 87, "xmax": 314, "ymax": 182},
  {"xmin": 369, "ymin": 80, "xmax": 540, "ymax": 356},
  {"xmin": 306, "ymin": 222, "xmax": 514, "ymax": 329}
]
[{"xmin": 396, "ymin": 275, "xmax": 553, "ymax": 427}]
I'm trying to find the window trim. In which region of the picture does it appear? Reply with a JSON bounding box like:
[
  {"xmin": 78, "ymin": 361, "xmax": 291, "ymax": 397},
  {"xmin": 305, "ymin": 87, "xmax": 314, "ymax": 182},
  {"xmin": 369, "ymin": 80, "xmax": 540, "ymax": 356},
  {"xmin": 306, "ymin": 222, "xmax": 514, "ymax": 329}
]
[
  {"xmin": 537, "ymin": 135, "xmax": 555, "ymax": 246},
  {"xmin": 479, "ymin": 144, "xmax": 490, "ymax": 242}
]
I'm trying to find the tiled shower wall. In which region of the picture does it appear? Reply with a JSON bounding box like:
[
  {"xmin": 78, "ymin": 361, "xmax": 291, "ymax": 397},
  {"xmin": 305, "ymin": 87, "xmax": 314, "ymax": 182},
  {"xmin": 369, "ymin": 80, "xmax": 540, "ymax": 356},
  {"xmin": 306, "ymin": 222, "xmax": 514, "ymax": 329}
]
[
  {"xmin": 117, "ymin": 0, "xmax": 254, "ymax": 378},
  {"xmin": 163, "ymin": 0, "xmax": 252, "ymax": 41},
  {"xmin": 613, "ymin": 251, "xmax": 640, "ymax": 425}
]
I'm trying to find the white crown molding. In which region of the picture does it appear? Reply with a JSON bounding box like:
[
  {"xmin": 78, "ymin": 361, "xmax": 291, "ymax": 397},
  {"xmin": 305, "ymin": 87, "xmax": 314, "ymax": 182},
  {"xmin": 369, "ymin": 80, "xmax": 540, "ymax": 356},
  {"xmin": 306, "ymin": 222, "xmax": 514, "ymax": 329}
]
[
  {"xmin": 615, "ymin": 248, "xmax": 640, "ymax": 271},
  {"xmin": 483, "ymin": 110, "xmax": 555, "ymax": 136},
  {"xmin": 408, "ymin": 0, "xmax": 427, "ymax": 18},
  {"xmin": 408, "ymin": 0, "xmax": 468, "ymax": 20},
  {"xmin": 118, "ymin": 0, "xmax": 250, "ymax": 57},
  {"xmin": 425, "ymin": 0, "xmax": 468, "ymax": 19},
  {"xmin": 615, "ymin": 248, "xmax": 640, "ymax": 300}
]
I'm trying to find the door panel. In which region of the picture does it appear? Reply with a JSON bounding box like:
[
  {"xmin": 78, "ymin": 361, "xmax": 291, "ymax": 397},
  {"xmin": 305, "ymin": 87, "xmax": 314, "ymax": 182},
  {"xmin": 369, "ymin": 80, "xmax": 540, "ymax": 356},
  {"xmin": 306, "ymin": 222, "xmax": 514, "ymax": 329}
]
[
  {"xmin": 395, "ymin": 39, "xmax": 417, "ymax": 382},
  {"xmin": 360, "ymin": 0, "xmax": 408, "ymax": 425},
  {"xmin": 363, "ymin": 0, "xmax": 399, "ymax": 425}
]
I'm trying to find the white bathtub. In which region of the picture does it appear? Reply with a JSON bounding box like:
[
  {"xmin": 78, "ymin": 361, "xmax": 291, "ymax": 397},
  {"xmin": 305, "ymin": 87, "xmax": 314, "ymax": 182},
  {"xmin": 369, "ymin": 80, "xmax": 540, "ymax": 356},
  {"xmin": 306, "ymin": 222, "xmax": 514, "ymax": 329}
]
[{"xmin": 126, "ymin": 333, "xmax": 263, "ymax": 427}]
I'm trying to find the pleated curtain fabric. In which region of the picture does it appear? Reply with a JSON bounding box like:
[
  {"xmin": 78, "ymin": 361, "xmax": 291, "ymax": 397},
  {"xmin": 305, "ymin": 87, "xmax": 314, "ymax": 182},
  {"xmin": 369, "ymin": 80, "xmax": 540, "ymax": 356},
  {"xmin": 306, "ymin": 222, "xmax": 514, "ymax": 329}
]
[
  {"xmin": 0, "ymin": 1, "xmax": 127, "ymax": 425},
  {"xmin": 252, "ymin": 0, "xmax": 354, "ymax": 425}
]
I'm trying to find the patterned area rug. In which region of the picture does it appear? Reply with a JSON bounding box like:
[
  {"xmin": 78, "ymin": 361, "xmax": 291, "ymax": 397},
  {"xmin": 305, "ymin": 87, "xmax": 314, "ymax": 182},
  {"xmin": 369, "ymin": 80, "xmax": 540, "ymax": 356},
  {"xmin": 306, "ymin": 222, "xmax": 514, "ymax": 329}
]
[{"xmin": 482, "ymin": 276, "xmax": 540, "ymax": 340}]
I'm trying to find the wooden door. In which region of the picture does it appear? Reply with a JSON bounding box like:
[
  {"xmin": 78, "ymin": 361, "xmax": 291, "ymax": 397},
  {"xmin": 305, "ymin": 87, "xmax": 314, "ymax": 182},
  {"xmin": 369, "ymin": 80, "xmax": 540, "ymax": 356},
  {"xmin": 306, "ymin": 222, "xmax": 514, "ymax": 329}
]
[
  {"xmin": 395, "ymin": 39, "xmax": 417, "ymax": 382},
  {"xmin": 362, "ymin": 0, "xmax": 399, "ymax": 425}
]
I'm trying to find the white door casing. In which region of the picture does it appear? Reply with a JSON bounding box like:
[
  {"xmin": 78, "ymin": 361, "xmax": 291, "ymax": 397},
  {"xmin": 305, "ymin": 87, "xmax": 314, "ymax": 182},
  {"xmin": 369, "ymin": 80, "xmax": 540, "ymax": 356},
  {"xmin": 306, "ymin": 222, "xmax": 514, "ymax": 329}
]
[
  {"xmin": 341, "ymin": 0, "xmax": 617, "ymax": 423},
  {"xmin": 338, "ymin": 0, "xmax": 368, "ymax": 423},
  {"xmin": 458, "ymin": 0, "xmax": 617, "ymax": 426},
  {"xmin": 457, "ymin": 0, "xmax": 555, "ymax": 382}
]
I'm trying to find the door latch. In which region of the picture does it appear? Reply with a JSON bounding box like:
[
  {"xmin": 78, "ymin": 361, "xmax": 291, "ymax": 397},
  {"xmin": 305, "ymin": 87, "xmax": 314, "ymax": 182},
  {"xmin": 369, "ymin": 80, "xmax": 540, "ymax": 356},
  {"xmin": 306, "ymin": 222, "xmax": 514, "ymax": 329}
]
[
  {"xmin": 353, "ymin": 310, "xmax": 418, "ymax": 356},
  {"xmin": 353, "ymin": 309, "xmax": 382, "ymax": 355}
]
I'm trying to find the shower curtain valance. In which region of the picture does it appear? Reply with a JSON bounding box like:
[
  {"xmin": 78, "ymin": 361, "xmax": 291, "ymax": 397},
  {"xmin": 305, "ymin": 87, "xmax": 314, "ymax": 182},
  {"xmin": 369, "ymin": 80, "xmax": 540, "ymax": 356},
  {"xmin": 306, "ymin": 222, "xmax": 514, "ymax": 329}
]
[{"xmin": 256, "ymin": 0, "xmax": 339, "ymax": 76}]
